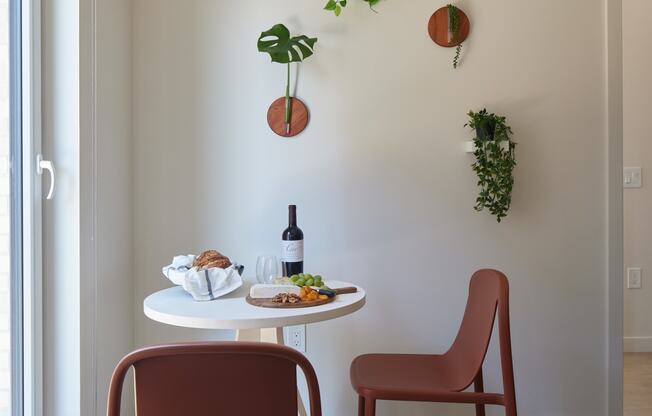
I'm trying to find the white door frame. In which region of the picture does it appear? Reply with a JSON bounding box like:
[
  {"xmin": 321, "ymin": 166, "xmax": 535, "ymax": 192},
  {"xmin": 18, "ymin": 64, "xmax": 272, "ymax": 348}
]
[
  {"xmin": 21, "ymin": 0, "xmax": 43, "ymax": 414},
  {"xmin": 79, "ymin": 0, "xmax": 98, "ymax": 413},
  {"xmin": 607, "ymin": 0, "xmax": 624, "ymax": 415}
]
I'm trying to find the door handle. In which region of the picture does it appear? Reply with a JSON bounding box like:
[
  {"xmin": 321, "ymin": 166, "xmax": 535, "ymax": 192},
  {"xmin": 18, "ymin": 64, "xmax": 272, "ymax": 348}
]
[{"xmin": 36, "ymin": 154, "xmax": 55, "ymax": 200}]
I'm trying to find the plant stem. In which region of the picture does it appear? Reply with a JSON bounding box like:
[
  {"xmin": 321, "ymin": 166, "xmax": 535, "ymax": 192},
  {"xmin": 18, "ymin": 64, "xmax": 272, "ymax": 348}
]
[
  {"xmin": 447, "ymin": 5, "xmax": 453, "ymax": 43},
  {"xmin": 453, "ymin": 43, "xmax": 462, "ymax": 68},
  {"xmin": 285, "ymin": 63, "xmax": 291, "ymax": 133}
]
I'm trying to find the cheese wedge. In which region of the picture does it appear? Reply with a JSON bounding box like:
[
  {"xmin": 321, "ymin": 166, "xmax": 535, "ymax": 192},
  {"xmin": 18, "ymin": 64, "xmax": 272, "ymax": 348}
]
[{"xmin": 249, "ymin": 284, "xmax": 301, "ymax": 299}]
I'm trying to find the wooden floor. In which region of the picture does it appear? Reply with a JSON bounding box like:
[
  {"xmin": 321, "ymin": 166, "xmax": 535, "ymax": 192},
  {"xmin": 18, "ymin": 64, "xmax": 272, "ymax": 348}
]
[{"xmin": 624, "ymin": 353, "xmax": 652, "ymax": 416}]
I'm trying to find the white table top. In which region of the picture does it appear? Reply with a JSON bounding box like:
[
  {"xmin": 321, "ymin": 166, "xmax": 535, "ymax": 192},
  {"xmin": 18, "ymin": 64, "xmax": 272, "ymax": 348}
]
[{"xmin": 144, "ymin": 280, "xmax": 366, "ymax": 330}]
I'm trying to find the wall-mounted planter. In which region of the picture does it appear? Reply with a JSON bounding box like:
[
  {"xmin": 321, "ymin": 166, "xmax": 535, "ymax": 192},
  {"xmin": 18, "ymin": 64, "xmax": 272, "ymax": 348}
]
[
  {"xmin": 428, "ymin": 6, "xmax": 470, "ymax": 47},
  {"xmin": 257, "ymin": 24, "xmax": 317, "ymax": 139},
  {"xmin": 466, "ymin": 109, "xmax": 516, "ymax": 223},
  {"xmin": 428, "ymin": 5, "xmax": 470, "ymax": 68},
  {"xmin": 267, "ymin": 97, "xmax": 309, "ymax": 137}
]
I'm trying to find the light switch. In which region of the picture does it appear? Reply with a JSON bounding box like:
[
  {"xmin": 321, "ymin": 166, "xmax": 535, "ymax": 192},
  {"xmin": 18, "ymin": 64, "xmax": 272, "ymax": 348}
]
[
  {"xmin": 624, "ymin": 167, "xmax": 642, "ymax": 188},
  {"xmin": 627, "ymin": 267, "xmax": 642, "ymax": 289}
]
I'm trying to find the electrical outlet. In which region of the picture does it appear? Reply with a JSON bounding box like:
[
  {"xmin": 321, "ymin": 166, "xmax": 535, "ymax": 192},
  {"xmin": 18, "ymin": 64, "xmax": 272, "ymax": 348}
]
[
  {"xmin": 624, "ymin": 167, "xmax": 642, "ymax": 188},
  {"xmin": 627, "ymin": 267, "xmax": 642, "ymax": 289},
  {"xmin": 284, "ymin": 325, "xmax": 306, "ymax": 352}
]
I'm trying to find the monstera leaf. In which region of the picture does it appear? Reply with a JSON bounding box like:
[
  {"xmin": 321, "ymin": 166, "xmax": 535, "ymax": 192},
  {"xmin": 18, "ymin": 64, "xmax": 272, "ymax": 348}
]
[{"xmin": 257, "ymin": 24, "xmax": 318, "ymax": 64}]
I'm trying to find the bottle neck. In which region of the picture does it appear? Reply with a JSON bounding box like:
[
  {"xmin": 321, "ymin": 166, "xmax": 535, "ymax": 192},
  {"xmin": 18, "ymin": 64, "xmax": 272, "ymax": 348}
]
[{"xmin": 288, "ymin": 205, "xmax": 297, "ymax": 227}]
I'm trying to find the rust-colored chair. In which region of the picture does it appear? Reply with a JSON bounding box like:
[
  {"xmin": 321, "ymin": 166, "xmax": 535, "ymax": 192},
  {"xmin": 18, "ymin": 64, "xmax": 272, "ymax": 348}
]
[
  {"xmin": 107, "ymin": 342, "xmax": 321, "ymax": 416},
  {"xmin": 350, "ymin": 269, "xmax": 517, "ymax": 416}
]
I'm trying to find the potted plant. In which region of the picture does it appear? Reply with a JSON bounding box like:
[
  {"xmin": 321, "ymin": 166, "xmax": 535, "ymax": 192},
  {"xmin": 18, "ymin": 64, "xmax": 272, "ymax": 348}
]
[
  {"xmin": 447, "ymin": 4, "xmax": 464, "ymax": 68},
  {"xmin": 257, "ymin": 24, "xmax": 318, "ymax": 135},
  {"xmin": 465, "ymin": 109, "xmax": 516, "ymax": 222},
  {"xmin": 324, "ymin": 0, "xmax": 381, "ymax": 16}
]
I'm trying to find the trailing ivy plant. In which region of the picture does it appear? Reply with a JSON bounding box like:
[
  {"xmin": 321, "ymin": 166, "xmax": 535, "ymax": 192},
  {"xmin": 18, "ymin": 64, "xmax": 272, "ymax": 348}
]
[
  {"xmin": 447, "ymin": 4, "xmax": 464, "ymax": 68},
  {"xmin": 257, "ymin": 24, "xmax": 318, "ymax": 134},
  {"xmin": 324, "ymin": 0, "xmax": 381, "ymax": 16},
  {"xmin": 465, "ymin": 109, "xmax": 516, "ymax": 223}
]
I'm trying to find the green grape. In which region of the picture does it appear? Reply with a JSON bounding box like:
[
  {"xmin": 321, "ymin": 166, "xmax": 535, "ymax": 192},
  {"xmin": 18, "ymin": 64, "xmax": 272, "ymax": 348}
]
[
  {"xmin": 290, "ymin": 275, "xmax": 299, "ymax": 282},
  {"xmin": 306, "ymin": 278, "xmax": 314, "ymax": 286}
]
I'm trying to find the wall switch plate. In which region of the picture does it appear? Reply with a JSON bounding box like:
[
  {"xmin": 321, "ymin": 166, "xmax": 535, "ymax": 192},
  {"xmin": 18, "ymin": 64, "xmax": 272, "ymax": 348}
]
[
  {"xmin": 284, "ymin": 325, "xmax": 306, "ymax": 352},
  {"xmin": 627, "ymin": 267, "xmax": 642, "ymax": 289},
  {"xmin": 624, "ymin": 167, "xmax": 642, "ymax": 188}
]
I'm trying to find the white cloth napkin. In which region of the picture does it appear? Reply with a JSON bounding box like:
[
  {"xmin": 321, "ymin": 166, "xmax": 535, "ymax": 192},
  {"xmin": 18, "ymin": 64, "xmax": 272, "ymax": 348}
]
[{"xmin": 162, "ymin": 255, "xmax": 243, "ymax": 302}]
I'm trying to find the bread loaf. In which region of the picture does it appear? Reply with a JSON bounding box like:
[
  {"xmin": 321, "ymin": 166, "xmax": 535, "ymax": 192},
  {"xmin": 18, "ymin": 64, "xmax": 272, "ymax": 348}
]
[{"xmin": 193, "ymin": 250, "xmax": 232, "ymax": 270}]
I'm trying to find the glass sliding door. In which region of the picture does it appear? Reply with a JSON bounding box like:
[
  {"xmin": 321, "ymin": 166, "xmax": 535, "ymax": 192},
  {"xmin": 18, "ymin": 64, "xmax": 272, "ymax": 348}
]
[
  {"xmin": 2, "ymin": 0, "xmax": 18, "ymax": 412},
  {"xmin": 9, "ymin": 0, "xmax": 24, "ymax": 412},
  {"xmin": 4, "ymin": 0, "xmax": 42, "ymax": 414}
]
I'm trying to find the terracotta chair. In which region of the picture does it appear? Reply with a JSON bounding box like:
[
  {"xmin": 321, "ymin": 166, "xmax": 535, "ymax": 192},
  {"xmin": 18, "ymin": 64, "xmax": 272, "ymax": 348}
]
[
  {"xmin": 350, "ymin": 269, "xmax": 517, "ymax": 416},
  {"xmin": 107, "ymin": 341, "xmax": 321, "ymax": 416}
]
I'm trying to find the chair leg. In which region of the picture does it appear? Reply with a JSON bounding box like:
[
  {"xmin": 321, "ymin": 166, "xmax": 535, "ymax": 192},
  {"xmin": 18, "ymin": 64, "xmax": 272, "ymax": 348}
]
[
  {"xmin": 474, "ymin": 370, "xmax": 486, "ymax": 416},
  {"xmin": 364, "ymin": 398, "xmax": 376, "ymax": 416},
  {"xmin": 504, "ymin": 396, "xmax": 517, "ymax": 416},
  {"xmin": 358, "ymin": 396, "xmax": 365, "ymax": 416}
]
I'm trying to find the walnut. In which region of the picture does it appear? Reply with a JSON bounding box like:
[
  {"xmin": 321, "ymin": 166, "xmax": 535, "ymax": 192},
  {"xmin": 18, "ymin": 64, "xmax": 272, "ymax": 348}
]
[{"xmin": 272, "ymin": 293, "xmax": 302, "ymax": 304}]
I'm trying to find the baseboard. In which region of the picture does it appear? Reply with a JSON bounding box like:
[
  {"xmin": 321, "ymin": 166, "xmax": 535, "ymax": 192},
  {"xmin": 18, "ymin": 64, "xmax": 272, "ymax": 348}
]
[{"xmin": 624, "ymin": 337, "xmax": 652, "ymax": 353}]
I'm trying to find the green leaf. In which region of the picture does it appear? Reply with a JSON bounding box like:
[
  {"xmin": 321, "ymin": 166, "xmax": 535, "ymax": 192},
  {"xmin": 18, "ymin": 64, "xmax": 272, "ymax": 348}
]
[
  {"xmin": 326, "ymin": 0, "xmax": 380, "ymax": 16},
  {"xmin": 324, "ymin": 0, "xmax": 337, "ymax": 10},
  {"xmin": 257, "ymin": 24, "xmax": 318, "ymax": 64}
]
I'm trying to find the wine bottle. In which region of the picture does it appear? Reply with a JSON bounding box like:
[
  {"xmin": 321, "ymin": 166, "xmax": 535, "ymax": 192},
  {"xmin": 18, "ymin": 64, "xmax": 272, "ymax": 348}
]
[{"xmin": 281, "ymin": 205, "xmax": 304, "ymax": 276}]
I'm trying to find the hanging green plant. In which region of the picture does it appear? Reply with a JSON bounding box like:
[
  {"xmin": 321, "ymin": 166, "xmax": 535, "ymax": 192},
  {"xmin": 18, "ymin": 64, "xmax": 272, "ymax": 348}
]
[
  {"xmin": 324, "ymin": 0, "xmax": 381, "ymax": 16},
  {"xmin": 257, "ymin": 24, "xmax": 318, "ymax": 135},
  {"xmin": 447, "ymin": 4, "xmax": 464, "ymax": 68},
  {"xmin": 465, "ymin": 109, "xmax": 517, "ymax": 223}
]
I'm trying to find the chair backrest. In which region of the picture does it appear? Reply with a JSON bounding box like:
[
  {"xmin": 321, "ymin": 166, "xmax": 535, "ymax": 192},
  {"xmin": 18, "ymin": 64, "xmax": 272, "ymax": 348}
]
[
  {"xmin": 443, "ymin": 269, "xmax": 515, "ymax": 396},
  {"xmin": 107, "ymin": 342, "xmax": 322, "ymax": 416}
]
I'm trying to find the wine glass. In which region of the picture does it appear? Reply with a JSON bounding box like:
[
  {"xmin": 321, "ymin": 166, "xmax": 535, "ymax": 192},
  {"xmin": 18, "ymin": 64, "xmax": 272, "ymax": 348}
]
[{"xmin": 256, "ymin": 255, "xmax": 279, "ymax": 284}]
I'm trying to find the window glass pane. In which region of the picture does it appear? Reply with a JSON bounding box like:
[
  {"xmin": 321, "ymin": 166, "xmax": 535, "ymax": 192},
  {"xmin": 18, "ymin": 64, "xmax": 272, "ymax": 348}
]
[{"xmin": 0, "ymin": 0, "xmax": 10, "ymax": 414}]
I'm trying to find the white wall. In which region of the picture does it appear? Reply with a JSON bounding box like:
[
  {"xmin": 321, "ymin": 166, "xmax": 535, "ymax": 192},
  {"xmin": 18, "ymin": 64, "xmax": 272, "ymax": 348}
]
[
  {"xmin": 93, "ymin": 0, "xmax": 134, "ymax": 413},
  {"xmin": 133, "ymin": 1, "xmax": 609, "ymax": 415},
  {"xmin": 623, "ymin": 0, "xmax": 652, "ymax": 353}
]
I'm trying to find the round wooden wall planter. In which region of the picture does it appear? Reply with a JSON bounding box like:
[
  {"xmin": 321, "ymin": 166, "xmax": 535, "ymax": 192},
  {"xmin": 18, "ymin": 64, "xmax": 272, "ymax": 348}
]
[
  {"xmin": 428, "ymin": 6, "xmax": 470, "ymax": 47},
  {"xmin": 267, "ymin": 97, "xmax": 309, "ymax": 138}
]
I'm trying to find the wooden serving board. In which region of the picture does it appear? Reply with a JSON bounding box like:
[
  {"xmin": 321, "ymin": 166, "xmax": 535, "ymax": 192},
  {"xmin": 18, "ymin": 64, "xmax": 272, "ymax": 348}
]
[{"xmin": 246, "ymin": 287, "xmax": 358, "ymax": 309}]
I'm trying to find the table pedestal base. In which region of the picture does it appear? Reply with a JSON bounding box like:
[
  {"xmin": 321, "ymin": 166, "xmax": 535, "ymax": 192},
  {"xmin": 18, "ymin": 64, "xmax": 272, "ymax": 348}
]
[{"xmin": 236, "ymin": 328, "xmax": 308, "ymax": 416}]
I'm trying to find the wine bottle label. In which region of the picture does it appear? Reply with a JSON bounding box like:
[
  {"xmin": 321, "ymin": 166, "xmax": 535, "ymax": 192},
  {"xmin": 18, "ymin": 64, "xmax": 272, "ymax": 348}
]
[{"xmin": 281, "ymin": 240, "xmax": 304, "ymax": 262}]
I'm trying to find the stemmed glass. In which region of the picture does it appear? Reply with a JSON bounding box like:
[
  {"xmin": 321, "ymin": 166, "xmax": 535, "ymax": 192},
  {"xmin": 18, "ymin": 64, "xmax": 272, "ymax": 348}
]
[{"xmin": 256, "ymin": 255, "xmax": 279, "ymax": 284}]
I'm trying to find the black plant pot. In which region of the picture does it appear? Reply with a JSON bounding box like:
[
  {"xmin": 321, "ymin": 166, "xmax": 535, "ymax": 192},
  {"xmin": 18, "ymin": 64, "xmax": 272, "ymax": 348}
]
[{"xmin": 476, "ymin": 120, "xmax": 496, "ymax": 141}]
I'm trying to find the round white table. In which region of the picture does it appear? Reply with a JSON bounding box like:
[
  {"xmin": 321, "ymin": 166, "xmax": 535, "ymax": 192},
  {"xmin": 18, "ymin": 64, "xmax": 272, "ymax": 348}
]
[{"xmin": 144, "ymin": 280, "xmax": 366, "ymax": 415}]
